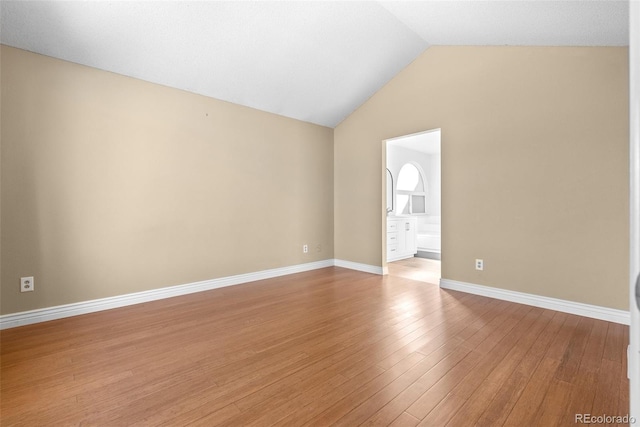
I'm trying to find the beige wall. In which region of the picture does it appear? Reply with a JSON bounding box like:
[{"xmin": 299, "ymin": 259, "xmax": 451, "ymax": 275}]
[
  {"xmin": 1, "ymin": 46, "xmax": 334, "ymax": 315},
  {"xmin": 335, "ymin": 47, "xmax": 629, "ymax": 310},
  {"xmin": 0, "ymin": 45, "xmax": 630, "ymax": 315}
]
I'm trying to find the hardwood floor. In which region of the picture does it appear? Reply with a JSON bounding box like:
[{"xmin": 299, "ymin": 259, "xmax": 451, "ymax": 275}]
[
  {"xmin": 387, "ymin": 258, "xmax": 441, "ymax": 285},
  {"xmin": 0, "ymin": 264, "xmax": 630, "ymax": 426}
]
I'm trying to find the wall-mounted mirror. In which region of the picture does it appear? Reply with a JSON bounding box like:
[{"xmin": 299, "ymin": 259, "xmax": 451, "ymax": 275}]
[{"xmin": 386, "ymin": 168, "xmax": 394, "ymax": 213}]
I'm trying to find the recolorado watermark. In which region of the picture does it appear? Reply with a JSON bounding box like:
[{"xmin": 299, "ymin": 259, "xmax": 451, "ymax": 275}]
[{"xmin": 575, "ymin": 413, "xmax": 636, "ymax": 424}]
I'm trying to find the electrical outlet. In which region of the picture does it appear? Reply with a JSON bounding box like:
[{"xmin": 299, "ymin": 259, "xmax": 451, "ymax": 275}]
[
  {"xmin": 303, "ymin": 244, "xmax": 308, "ymax": 253},
  {"xmin": 475, "ymin": 259, "xmax": 484, "ymax": 271},
  {"xmin": 20, "ymin": 276, "xmax": 34, "ymax": 292}
]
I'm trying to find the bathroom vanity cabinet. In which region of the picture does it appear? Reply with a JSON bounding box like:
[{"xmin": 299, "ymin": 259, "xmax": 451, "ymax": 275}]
[{"xmin": 387, "ymin": 216, "xmax": 417, "ymax": 262}]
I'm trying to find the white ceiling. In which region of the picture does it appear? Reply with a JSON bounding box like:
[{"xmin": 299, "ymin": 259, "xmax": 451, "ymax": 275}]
[{"xmin": 0, "ymin": 1, "xmax": 629, "ymax": 128}]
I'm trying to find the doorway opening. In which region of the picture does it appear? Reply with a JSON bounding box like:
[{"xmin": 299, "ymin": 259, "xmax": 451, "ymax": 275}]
[{"xmin": 385, "ymin": 129, "xmax": 441, "ymax": 284}]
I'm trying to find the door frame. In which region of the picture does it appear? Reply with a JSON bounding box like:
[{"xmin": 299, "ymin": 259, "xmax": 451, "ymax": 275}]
[
  {"xmin": 383, "ymin": 129, "xmax": 441, "ymax": 268},
  {"xmin": 629, "ymin": 0, "xmax": 639, "ymax": 419}
]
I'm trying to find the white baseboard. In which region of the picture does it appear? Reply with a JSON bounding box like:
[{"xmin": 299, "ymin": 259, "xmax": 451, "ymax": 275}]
[
  {"xmin": 440, "ymin": 278, "xmax": 630, "ymax": 325},
  {"xmin": 333, "ymin": 259, "xmax": 385, "ymax": 275},
  {"xmin": 0, "ymin": 259, "xmax": 335, "ymax": 330}
]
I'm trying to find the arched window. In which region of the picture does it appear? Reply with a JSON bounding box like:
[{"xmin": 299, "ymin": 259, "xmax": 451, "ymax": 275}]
[{"xmin": 396, "ymin": 163, "xmax": 427, "ymax": 215}]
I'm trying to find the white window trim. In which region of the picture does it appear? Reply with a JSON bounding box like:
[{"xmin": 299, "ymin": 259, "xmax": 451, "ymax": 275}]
[{"xmin": 396, "ymin": 162, "xmax": 429, "ymax": 215}]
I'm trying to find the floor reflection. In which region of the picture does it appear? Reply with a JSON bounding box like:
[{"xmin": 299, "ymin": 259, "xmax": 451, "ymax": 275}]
[{"xmin": 387, "ymin": 257, "xmax": 441, "ymax": 285}]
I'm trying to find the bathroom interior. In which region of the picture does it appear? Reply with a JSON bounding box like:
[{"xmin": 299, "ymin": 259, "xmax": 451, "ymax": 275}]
[{"xmin": 386, "ymin": 129, "xmax": 441, "ymax": 282}]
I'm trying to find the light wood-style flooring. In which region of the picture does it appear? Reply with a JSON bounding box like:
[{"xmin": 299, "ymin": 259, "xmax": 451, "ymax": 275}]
[
  {"xmin": 387, "ymin": 257, "xmax": 441, "ymax": 285},
  {"xmin": 0, "ymin": 262, "xmax": 630, "ymax": 426}
]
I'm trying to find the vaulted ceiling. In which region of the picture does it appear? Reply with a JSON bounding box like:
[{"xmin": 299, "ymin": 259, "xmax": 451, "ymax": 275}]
[{"xmin": 0, "ymin": 1, "xmax": 629, "ymax": 128}]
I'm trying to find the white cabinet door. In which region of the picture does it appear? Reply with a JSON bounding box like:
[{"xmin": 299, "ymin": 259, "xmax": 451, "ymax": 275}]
[
  {"xmin": 397, "ymin": 221, "xmax": 407, "ymax": 256},
  {"xmin": 403, "ymin": 218, "xmax": 417, "ymax": 255}
]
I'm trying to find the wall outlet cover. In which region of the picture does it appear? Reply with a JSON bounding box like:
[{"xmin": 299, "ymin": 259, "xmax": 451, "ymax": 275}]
[{"xmin": 20, "ymin": 277, "xmax": 34, "ymax": 292}]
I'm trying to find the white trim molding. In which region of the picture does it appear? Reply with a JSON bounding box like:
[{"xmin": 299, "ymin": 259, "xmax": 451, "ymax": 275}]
[
  {"xmin": 333, "ymin": 259, "xmax": 385, "ymax": 275},
  {"xmin": 629, "ymin": 0, "xmax": 640, "ymax": 416},
  {"xmin": 440, "ymin": 278, "xmax": 630, "ymax": 325},
  {"xmin": 0, "ymin": 259, "xmax": 335, "ymax": 330}
]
